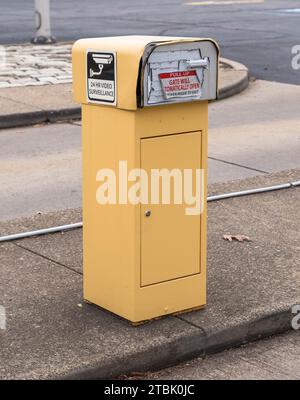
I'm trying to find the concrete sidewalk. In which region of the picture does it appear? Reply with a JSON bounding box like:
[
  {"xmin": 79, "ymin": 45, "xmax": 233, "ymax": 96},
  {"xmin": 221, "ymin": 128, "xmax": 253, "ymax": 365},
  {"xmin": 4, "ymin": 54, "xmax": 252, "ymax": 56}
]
[
  {"xmin": 0, "ymin": 168, "xmax": 299, "ymax": 380},
  {"xmin": 0, "ymin": 55, "xmax": 248, "ymax": 129}
]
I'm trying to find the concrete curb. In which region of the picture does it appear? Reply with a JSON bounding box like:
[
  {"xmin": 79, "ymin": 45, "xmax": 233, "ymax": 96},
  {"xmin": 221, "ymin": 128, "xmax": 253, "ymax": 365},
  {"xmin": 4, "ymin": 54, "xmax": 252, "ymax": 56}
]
[
  {"xmin": 61, "ymin": 307, "xmax": 293, "ymax": 380},
  {"xmin": 0, "ymin": 107, "xmax": 81, "ymax": 129},
  {"xmin": 218, "ymin": 58, "xmax": 249, "ymax": 100},
  {"xmin": 0, "ymin": 58, "xmax": 249, "ymax": 130}
]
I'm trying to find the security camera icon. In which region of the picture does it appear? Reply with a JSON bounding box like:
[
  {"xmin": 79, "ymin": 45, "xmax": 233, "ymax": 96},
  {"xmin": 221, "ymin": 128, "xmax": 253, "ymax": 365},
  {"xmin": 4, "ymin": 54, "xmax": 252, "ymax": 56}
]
[{"xmin": 90, "ymin": 53, "xmax": 113, "ymax": 78}]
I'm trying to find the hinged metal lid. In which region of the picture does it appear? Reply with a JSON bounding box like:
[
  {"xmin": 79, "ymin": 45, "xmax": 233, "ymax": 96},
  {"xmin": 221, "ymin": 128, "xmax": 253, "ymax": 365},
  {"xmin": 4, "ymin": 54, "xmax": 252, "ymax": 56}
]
[
  {"xmin": 72, "ymin": 36, "xmax": 219, "ymax": 110},
  {"xmin": 141, "ymin": 41, "xmax": 218, "ymax": 107}
]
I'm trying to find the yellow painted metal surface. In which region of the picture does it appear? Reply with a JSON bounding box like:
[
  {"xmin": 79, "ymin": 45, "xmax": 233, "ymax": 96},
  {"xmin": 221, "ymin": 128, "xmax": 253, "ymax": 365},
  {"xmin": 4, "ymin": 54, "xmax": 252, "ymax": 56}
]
[
  {"xmin": 140, "ymin": 132, "xmax": 202, "ymax": 286},
  {"xmin": 73, "ymin": 36, "xmax": 213, "ymax": 323},
  {"xmin": 80, "ymin": 103, "xmax": 207, "ymax": 322}
]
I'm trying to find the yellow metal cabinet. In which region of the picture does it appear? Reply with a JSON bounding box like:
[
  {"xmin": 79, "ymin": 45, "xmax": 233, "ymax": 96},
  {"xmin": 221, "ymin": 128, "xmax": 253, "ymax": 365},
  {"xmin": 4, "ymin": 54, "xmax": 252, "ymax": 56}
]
[{"xmin": 72, "ymin": 36, "xmax": 219, "ymax": 323}]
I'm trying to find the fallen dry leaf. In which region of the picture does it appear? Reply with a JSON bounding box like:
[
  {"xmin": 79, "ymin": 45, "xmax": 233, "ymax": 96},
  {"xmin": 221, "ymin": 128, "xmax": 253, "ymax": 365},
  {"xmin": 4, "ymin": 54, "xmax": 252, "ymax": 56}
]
[{"xmin": 223, "ymin": 234, "xmax": 251, "ymax": 242}]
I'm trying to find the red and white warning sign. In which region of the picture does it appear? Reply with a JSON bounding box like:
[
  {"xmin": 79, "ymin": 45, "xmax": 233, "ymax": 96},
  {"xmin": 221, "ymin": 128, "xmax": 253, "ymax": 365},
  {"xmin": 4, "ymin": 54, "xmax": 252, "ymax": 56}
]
[{"xmin": 159, "ymin": 70, "xmax": 201, "ymax": 100}]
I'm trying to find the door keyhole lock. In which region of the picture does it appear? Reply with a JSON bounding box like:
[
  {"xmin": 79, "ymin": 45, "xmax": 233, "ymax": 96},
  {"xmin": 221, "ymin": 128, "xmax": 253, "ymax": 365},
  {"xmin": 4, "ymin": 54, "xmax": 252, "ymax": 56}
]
[{"xmin": 145, "ymin": 210, "xmax": 151, "ymax": 217}]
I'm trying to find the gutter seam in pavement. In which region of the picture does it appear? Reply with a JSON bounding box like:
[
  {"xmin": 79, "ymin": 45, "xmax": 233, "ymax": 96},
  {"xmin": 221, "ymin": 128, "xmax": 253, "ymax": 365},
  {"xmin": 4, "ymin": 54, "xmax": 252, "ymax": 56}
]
[
  {"xmin": 175, "ymin": 315, "xmax": 207, "ymax": 335},
  {"xmin": 208, "ymin": 156, "xmax": 269, "ymax": 174},
  {"xmin": 13, "ymin": 242, "xmax": 82, "ymax": 276}
]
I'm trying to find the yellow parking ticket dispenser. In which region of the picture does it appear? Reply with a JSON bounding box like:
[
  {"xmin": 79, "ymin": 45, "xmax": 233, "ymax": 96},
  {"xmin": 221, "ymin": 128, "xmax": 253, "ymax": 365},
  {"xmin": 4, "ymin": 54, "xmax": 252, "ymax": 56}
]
[{"xmin": 72, "ymin": 36, "xmax": 219, "ymax": 323}]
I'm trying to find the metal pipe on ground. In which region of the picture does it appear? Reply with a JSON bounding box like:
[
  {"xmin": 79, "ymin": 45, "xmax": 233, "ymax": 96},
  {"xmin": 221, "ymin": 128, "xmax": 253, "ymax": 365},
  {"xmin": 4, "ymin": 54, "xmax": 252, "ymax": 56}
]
[
  {"xmin": 207, "ymin": 180, "xmax": 300, "ymax": 202},
  {"xmin": 0, "ymin": 180, "xmax": 299, "ymax": 244},
  {"xmin": 0, "ymin": 223, "xmax": 82, "ymax": 243}
]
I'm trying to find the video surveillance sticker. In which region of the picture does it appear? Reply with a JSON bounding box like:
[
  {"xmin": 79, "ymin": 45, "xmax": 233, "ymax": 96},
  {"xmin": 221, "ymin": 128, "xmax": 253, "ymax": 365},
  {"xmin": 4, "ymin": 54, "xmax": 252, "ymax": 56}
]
[{"xmin": 87, "ymin": 51, "xmax": 116, "ymax": 105}]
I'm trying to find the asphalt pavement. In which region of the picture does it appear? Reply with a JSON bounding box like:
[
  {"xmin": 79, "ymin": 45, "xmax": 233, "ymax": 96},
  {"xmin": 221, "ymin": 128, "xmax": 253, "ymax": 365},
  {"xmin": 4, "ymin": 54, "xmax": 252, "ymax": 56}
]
[{"xmin": 1, "ymin": 0, "xmax": 300, "ymax": 84}]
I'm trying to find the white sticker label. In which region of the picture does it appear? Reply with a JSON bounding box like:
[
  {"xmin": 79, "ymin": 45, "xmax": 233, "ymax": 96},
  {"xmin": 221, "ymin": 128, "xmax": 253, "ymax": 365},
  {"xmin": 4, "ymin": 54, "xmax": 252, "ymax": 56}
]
[
  {"xmin": 159, "ymin": 70, "xmax": 201, "ymax": 99},
  {"xmin": 87, "ymin": 51, "xmax": 116, "ymax": 105}
]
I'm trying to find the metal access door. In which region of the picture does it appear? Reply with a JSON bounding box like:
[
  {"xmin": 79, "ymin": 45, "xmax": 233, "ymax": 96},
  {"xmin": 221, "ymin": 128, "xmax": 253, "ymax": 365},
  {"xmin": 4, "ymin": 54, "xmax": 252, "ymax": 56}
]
[{"xmin": 140, "ymin": 131, "xmax": 202, "ymax": 287}]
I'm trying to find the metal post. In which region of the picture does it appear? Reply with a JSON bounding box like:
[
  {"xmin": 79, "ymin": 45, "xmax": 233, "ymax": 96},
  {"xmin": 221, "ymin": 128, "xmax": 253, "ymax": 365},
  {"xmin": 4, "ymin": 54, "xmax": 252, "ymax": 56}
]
[{"xmin": 31, "ymin": 0, "xmax": 56, "ymax": 44}]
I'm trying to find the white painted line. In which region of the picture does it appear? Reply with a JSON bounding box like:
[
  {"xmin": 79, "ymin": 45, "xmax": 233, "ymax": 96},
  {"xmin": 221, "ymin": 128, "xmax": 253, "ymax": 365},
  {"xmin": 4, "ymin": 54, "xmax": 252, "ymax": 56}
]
[
  {"xmin": 185, "ymin": 0, "xmax": 264, "ymax": 5},
  {"xmin": 282, "ymin": 9, "xmax": 300, "ymax": 13}
]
